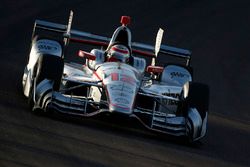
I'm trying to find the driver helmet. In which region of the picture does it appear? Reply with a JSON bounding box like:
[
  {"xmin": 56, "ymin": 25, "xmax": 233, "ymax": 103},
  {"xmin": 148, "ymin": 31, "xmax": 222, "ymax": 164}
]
[{"xmin": 107, "ymin": 44, "xmax": 130, "ymax": 63}]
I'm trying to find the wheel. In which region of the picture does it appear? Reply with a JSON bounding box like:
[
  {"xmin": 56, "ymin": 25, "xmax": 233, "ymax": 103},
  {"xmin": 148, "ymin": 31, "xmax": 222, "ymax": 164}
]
[
  {"xmin": 35, "ymin": 54, "xmax": 64, "ymax": 90},
  {"xmin": 187, "ymin": 82, "xmax": 209, "ymax": 120},
  {"xmin": 28, "ymin": 54, "xmax": 64, "ymax": 111},
  {"xmin": 28, "ymin": 81, "xmax": 35, "ymax": 110}
]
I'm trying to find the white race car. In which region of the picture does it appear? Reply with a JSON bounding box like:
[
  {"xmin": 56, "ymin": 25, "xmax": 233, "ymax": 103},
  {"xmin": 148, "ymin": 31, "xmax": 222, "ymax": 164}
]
[{"xmin": 22, "ymin": 12, "xmax": 209, "ymax": 142}]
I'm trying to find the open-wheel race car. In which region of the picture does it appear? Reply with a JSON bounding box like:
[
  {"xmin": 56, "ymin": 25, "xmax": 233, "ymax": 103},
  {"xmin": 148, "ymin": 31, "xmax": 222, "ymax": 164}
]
[{"xmin": 22, "ymin": 11, "xmax": 209, "ymax": 142}]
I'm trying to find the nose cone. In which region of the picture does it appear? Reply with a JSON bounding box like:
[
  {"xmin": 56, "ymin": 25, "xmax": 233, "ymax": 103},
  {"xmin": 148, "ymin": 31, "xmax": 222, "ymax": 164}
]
[
  {"xmin": 109, "ymin": 97, "xmax": 133, "ymax": 114},
  {"xmin": 98, "ymin": 62, "xmax": 139, "ymax": 115},
  {"xmin": 104, "ymin": 70, "xmax": 138, "ymax": 115},
  {"xmin": 106, "ymin": 82, "xmax": 136, "ymax": 115}
]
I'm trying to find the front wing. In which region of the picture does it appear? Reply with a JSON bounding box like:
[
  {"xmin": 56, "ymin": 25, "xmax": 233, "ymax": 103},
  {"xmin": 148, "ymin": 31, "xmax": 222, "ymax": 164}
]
[{"xmin": 33, "ymin": 79, "xmax": 205, "ymax": 141}]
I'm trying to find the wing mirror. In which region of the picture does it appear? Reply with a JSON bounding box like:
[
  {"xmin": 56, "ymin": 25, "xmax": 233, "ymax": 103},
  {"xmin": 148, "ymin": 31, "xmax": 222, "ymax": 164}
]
[
  {"xmin": 78, "ymin": 50, "xmax": 96, "ymax": 60},
  {"xmin": 146, "ymin": 65, "xmax": 164, "ymax": 73}
]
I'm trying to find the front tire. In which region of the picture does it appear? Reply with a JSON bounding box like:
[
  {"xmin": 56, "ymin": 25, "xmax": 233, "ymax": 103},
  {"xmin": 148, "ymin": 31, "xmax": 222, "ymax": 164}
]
[{"xmin": 29, "ymin": 54, "xmax": 64, "ymax": 111}]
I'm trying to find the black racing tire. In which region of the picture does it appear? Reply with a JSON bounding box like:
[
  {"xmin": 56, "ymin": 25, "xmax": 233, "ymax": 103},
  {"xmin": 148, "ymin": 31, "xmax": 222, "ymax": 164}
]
[
  {"xmin": 28, "ymin": 81, "xmax": 35, "ymax": 110},
  {"xmin": 35, "ymin": 54, "xmax": 64, "ymax": 90},
  {"xmin": 187, "ymin": 82, "xmax": 209, "ymax": 120},
  {"xmin": 28, "ymin": 54, "xmax": 64, "ymax": 111}
]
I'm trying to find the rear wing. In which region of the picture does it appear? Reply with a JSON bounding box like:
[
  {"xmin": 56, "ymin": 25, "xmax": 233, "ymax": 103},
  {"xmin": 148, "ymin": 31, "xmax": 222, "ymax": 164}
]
[{"xmin": 32, "ymin": 15, "xmax": 191, "ymax": 66}]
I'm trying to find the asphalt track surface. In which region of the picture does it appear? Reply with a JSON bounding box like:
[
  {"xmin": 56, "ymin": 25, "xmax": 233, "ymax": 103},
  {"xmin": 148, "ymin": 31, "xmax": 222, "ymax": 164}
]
[{"xmin": 1, "ymin": 0, "xmax": 250, "ymax": 166}]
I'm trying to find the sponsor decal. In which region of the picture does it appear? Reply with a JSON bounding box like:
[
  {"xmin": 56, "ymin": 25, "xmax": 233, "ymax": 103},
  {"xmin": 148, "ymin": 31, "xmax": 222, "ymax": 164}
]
[
  {"xmin": 170, "ymin": 72, "xmax": 189, "ymax": 79},
  {"xmin": 110, "ymin": 72, "xmax": 136, "ymax": 85},
  {"xmin": 162, "ymin": 93, "xmax": 180, "ymax": 105},
  {"xmin": 38, "ymin": 44, "xmax": 58, "ymax": 51},
  {"xmin": 35, "ymin": 40, "xmax": 62, "ymax": 56},
  {"xmin": 109, "ymin": 85, "xmax": 134, "ymax": 93},
  {"xmin": 115, "ymin": 98, "xmax": 129, "ymax": 105},
  {"xmin": 111, "ymin": 73, "xmax": 119, "ymax": 81}
]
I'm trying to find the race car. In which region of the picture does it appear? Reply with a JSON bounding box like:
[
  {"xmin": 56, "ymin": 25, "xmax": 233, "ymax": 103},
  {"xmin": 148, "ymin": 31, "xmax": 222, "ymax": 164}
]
[{"xmin": 22, "ymin": 11, "xmax": 209, "ymax": 142}]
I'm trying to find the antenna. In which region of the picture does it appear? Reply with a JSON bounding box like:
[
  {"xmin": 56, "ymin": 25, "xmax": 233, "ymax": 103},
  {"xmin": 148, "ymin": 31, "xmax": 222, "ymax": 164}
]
[
  {"xmin": 151, "ymin": 28, "xmax": 164, "ymax": 66},
  {"xmin": 64, "ymin": 10, "xmax": 73, "ymax": 47},
  {"xmin": 66, "ymin": 10, "xmax": 73, "ymax": 36}
]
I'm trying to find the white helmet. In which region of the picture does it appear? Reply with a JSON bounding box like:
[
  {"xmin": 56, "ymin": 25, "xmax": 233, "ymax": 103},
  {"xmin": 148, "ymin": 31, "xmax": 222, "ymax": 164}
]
[{"xmin": 107, "ymin": 44, "xmax": 130, "ymax": 63}]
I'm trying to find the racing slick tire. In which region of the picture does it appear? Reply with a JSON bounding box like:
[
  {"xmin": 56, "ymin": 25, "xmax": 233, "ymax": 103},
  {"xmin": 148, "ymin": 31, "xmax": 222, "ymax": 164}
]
[
  {"xmin": 187, "ymin": 82, "xmax": 209, "ymax": 120},
  {"xmin": 35, "ymin": 55, "xmax": 63, "ymax": 90},
  {"xmin": 28, "ymin": 54, "xmax": 64, "ymax": 111}
]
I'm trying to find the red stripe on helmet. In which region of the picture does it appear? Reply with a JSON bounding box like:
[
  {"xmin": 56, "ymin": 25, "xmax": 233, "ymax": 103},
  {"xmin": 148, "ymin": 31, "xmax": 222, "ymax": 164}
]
[{"xmin": 111, "ymin": 46, "xmax": 129, "ymax": 54}]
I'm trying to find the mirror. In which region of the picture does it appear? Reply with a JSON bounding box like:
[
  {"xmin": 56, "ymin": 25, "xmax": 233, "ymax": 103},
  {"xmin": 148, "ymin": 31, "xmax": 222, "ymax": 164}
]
[
  {"xmin": 146, "ymin": 65, "xmax": 163, "ymax": 73},
  {"xmin": 78, "ymin": 50, "xmax": 96, "ymax": 60}
]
